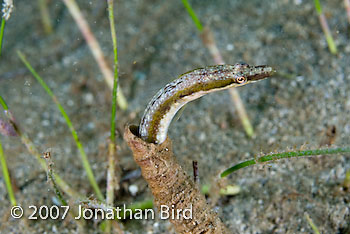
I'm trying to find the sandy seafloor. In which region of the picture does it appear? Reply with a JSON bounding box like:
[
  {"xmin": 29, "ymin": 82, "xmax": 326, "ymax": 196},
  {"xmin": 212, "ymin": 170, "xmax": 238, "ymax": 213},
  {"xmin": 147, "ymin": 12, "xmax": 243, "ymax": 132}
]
[{"xmin": 0, "ymin": 0, "xmax": 349, "ymax": 233}]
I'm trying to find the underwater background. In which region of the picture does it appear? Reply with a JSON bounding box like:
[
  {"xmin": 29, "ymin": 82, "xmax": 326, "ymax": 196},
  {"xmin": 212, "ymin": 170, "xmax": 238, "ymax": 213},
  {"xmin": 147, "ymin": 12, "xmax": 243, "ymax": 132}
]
[{"xmin": 0, "ymin": 0, "xmax": 349, "ymax": 233}]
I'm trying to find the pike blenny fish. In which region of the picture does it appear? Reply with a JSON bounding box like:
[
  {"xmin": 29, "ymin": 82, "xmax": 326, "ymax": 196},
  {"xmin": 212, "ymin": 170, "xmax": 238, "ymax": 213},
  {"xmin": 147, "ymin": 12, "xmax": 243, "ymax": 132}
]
[{"xmin": 139, "ymin": 63, "xmax": 274, "ymax": 144}]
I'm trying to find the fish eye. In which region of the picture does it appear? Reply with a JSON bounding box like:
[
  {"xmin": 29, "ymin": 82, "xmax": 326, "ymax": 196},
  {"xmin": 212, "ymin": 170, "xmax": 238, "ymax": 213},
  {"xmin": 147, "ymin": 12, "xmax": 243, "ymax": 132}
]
[{"xmin": 236, "ymin": 76, "xmax": 247, "ymax": 84}]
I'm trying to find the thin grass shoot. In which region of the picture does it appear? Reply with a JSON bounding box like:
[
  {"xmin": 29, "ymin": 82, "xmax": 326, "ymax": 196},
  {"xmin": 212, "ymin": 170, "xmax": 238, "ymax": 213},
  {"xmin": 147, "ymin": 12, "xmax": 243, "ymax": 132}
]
[
  {"xmin": 0, "ymin": 139, "xmax": 17, "ymax": 206},
  {"xmin": 221, "ymin": 147, "xmax": 350, "ymax": 177},
  {"xmin": 17, "ymin": 51, "xmax": 104, "ymax": 201}
]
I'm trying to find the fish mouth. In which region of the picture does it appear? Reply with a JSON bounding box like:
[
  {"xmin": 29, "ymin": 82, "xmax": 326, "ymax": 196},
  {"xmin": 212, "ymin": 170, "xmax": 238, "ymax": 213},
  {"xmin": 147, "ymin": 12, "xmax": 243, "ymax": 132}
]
[{"xmin": 246, "ymin": 65, "xmax": 276, "ymax": 82}]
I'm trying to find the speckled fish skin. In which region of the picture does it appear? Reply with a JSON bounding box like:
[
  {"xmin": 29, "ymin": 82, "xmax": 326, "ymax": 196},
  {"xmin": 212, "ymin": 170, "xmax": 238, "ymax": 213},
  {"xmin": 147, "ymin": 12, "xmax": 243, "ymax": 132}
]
[{"xmin": 139, "ymin": 63, "xmax": 274, "ymax": 144}]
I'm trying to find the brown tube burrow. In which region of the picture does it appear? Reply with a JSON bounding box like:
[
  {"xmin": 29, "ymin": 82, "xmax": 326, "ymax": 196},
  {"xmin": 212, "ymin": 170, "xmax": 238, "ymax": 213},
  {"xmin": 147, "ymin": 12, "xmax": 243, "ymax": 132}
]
[{"xmin": 124, "ymin": 125, "xmax": 227, "ymax": 234}]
